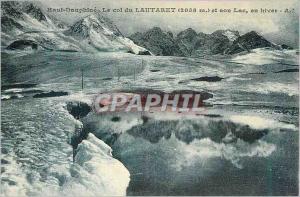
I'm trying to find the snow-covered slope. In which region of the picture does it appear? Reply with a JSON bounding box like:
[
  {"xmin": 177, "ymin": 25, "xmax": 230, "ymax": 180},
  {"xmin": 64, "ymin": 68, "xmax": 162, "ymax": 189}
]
[
  {"xmin": 231, "ymin": 48, "xmax": 299, "ymax": 65},
  {"xmin": 221, "ymin": 30, "xmax": 239, "ymax": 42},
  {"xmin": 63, "ymin": 133, "xmax": 130, "ymax": 196},
  {"xmin": 65, "ymin": 14, "xmax": 151, "ymax": 55},
  {"xmin": 1, "ymin": 98, "xmax": 130, "ymax": 197},
  {"xmin": 1, "ymin": 1, "xmax": 66, "ymax": 46},
  {"xmin": 2, "ymin": 2, "xmax": 150, "ymax": 55}
]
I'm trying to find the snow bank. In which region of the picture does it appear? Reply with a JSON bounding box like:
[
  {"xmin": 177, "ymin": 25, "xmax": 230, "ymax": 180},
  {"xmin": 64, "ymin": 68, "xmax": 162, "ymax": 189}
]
[
  {"xmin": 231, "ymin": 48, "xmax": 298, "ymax": 65},
  {"xmin": 61, "ymin": 133, "xmax": 130, "ymax": 197},
  {"xmin": 246, "ymin": 81, "xmax": 299, "ymax": 96}
]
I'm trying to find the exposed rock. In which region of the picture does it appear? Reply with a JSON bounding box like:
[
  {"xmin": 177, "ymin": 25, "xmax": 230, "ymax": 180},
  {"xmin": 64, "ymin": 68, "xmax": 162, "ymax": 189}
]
[
  {"xmin": 274, "ymin": 68, "xmax": 299, "ymax": 73},
  {"xmin": 176, "ymin": 28, "xmax": 199, "ymax": 56},
  {"xmin": 226, "ymin": 31, "xmax": 276, "ymax": 54},
  {"xmin": 111, "ymin": 116, "xmax": 121, "ymax": 122},
  {"xmin": 191, "ymin": 76, "xmax": 224, "ymax": 82},
  {"xmin": 137, "ymin": 50, "xmax": 152, "ymax": 55},
  {"xmin": 149, "ymin": 69, "xmax": 160, "ymax": 72},
  {"xmin": 281, "ymin": 44, "xmax": 293, "ymax": 49},
  {"xmin": 1, "ymin": 16, "xmax": 23, "ymax": 32},
  {"xmin": 1, "ymin": 1, "xmax": 23, "ymax": 19},
  {"xmin": 66, "ymin": 101, "xmax": 92, "ymax": 119},
  {"xmin": 1, "ymin": 83, "xmax": 37, "ymax": 90},
  {"xmin": 23, "ymin": 3, "xmax": 47, "ymax": 21},
  {"xmin": 129, "ymin": 27, "xmax": 183, "ymax": 56},
  {"xmin": 199, "ymin": 30, "xmax": 232, "ymax": 54},
  {"xmin": 7, "ymin": 39, "xmax": 39, "ymax": 50},
  {"xmin": 130, "ymin": 27, "xmax": 290, "ymax": 56},
  {"xmin": 33, "ymin": 91, "xmax": 68, "ymax": 98},
  {"xmin": 131, "ymin": 28, "xmax": 242, "ymax": 56},
  {"xmin": 65, "ymin": 14, "xmax": 151, "ymax": 55},
  {"xmin": 66, "ymin": 14, "xmax": 123, "ymax": 39}
]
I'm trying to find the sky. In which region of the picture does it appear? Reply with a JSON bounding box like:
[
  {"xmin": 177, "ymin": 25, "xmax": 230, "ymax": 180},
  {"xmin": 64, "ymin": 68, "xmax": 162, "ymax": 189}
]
[{"xmin": 41, "ymin": 0, "xmax": 299, "ymax": 47}]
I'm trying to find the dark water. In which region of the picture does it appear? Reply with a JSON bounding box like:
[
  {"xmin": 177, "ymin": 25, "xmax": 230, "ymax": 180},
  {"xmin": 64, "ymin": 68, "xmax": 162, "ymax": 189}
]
[{"xmin": 110, "ymin": 123, "xmax": 298, "ymax": 196}]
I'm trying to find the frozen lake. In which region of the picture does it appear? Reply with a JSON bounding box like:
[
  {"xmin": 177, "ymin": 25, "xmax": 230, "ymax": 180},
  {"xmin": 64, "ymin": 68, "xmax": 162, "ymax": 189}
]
[{"xmin": 1, "ymin": 49, "xmax": 299, "ymax": 195}]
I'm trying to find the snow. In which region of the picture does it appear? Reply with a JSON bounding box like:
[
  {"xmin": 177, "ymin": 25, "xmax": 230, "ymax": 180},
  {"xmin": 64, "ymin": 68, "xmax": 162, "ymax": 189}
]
[
  {"xmin": 222, "ymin": 30, "xmax": 238, "ymax": 42},
  {"xmin": 246, "ymin": 81, "xmax": 299, "ymax": 96},
  {"xmin": 4, "ymin": 88, "xmax": 23, "ymax": 93},
  {"xmin": 61, "ymin": 133, "xmax": 130, "ymax": 197},
  {"xmin": 119, "ymin": 37, "xmax": 150, "ymax": 55},
  {"xmin": 67, "ymin": 14, "xmax": 150, "ymax": 55},
  {"xmin": 231, "ymin": 48, "xmax": 298, "ymax": 65},
  {"xmin": 1, "ymin": 99, "xmax": 130, "ymax": 197}
]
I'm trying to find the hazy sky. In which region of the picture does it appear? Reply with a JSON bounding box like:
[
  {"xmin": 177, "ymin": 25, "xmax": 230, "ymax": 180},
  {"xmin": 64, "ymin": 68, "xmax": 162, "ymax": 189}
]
[{"xmin": 40, "ymin": 0, "xmax": 299, "ymax": 46}]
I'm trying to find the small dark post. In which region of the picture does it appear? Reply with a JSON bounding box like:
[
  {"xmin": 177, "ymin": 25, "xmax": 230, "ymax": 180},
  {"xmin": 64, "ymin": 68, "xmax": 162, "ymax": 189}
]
[{"xmin": 81, "ymin": 68, "xmax": 84, "ymax": 90}]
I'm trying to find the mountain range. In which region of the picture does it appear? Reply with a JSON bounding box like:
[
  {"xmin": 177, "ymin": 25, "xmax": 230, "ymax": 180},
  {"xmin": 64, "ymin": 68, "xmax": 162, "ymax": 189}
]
[
  {"xmin": 130, "ymin": 27, "xmax": 292, "ymax": 56},
  {"xmin": 1, "ymin": 1, "xmax": 293, "ymax": 57}
]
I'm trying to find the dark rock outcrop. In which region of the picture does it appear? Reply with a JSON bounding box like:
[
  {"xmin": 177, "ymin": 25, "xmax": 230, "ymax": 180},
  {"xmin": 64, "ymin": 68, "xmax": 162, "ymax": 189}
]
[
  {"xmin": 7, "ymin": 40, "xmax": 39, "ymax": 50},
  {"xmin": 1, "ymin": 16, "xmax": 23, "ymax": 32},
  {"xmin": 33, "ymin": 91, "xmax": 68, "ymax": 98},
  {"xmin": 191, "ymin": 76, "xmax": 224, "ymax": 82},
  {"xmin": 195, "ymin": 30, "xmax": 233, "ymax": 55},
  {"xmin": 281, "ymin": 44, "xmax": 293, "ymax": 50},
  {"xmin": 66, "ymin": 101, "xmax": 92, "ymax": 119},
  {"xmin": 130, "ymin": 28, "xmax": 243, "ymax": 56},
  {"xmin": 23, "ymin": 3, "xmax": 47, "ymax": 22},
  {"xmin": 274, "ymin": 68, "xmax": 299, "ymax": 73},
  {"xmin": 129, "ymin": 27, "xmax": 183, "ymax": 56},
  {"xmin": 130, "ymin": 27, "xmax": 289, "ymax": 56},
  {"xmin": 176, "ymin": 28, "xmax": 199, "ymax": 56},
  {"xmin": 226, "ymin": 31, "xmax": 276, "ymax": 54},
  {"xmin": 1, "ymin": 1, "xmax": 47, "ymax": 24}
]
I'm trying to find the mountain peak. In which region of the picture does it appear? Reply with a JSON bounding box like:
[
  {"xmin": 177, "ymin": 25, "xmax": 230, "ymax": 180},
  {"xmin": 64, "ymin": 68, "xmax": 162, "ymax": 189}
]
[
  {"xmin": 1, "ymin": 1, "xmax": 24, "ymax": 18},
  {"xmin": 148, "ymin": 27, "xmax": 163, "ymax": 34},
  {"xmin": 243, "ymin": 31, "xmax": 262, "ymax": 38},
  {"xmin": 211, "ymin": 29, "xmax": 240, "ymax": 42},
  {"xmin": 23, "ymin": 2, "xmax": 46, "ymax": 21},
  {"xmin": 177, "ymin": 28, "xmax": 197, "ymax": 38},
  {"xmin": 67, "ymin": 13, "xmax": 123, "ymax": 38},
  {"xmin": 130, "ymin": 27, "xmax": 183, "ymax": 56},
  {"xmin": 1, "ymin": 1, "xmax": 46, "ymax": 21},
  {"xmin": 226, "ymin": 30, "xmax": 275, "ymax": 54}
]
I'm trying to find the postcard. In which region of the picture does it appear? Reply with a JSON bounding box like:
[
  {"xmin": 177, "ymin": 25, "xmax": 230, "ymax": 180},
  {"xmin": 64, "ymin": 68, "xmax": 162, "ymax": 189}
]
[{"xmin": 1, "ymin": 0, "xmax": 299, "ymax": 196}]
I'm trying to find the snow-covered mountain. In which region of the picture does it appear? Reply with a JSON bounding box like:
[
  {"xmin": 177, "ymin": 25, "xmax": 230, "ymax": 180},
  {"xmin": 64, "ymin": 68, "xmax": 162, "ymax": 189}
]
[
  {"xmin": 65, "ymin": 14, "xmax": 151, "ymax": 54},
  {"xmin": 1, "ymin": 1, "xmax": 150, "ymax": 55},
  {"xmin": 1, "ymin": 1, "xmax": 66, "ymax": 46}
]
